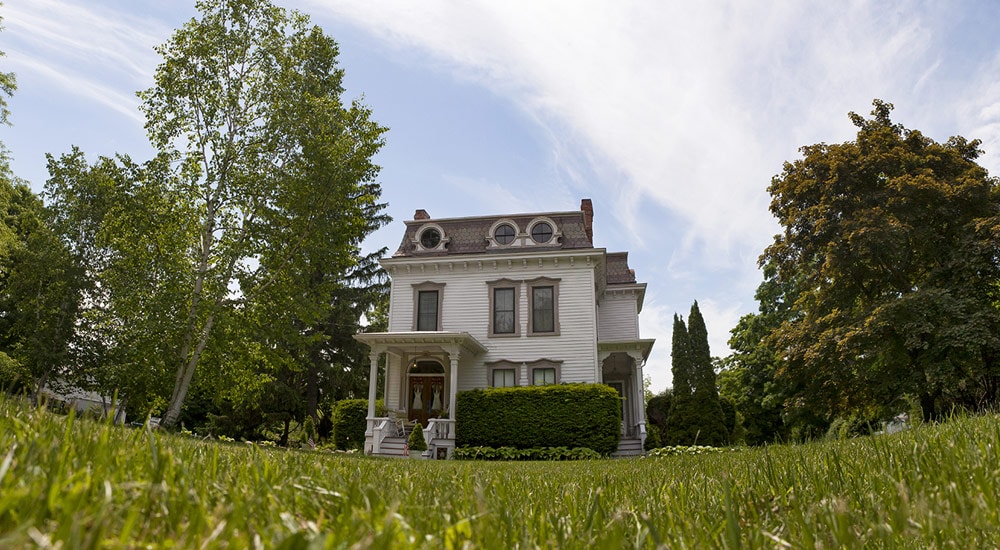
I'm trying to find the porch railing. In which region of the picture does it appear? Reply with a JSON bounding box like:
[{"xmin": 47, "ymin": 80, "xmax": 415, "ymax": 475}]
[
  {"xmin": 423, "ymin": 418, "xmax": 455, "ymax": 455},
  {"xmin": 366, "ymin": 417, "xmax": 393, "ymax": 454}
]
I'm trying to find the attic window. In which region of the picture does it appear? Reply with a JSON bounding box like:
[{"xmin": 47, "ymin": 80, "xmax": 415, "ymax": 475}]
[
  {"xmin": 530, "ymin": 222, "xmax": 553, "ymax": 244},
  {"xmin": 494, "ymin": 224, "xmax": 516, "ymax": 245},
  {"xmin": 419, "ymin": 228, "xmax": 441, "ymax": 249}
]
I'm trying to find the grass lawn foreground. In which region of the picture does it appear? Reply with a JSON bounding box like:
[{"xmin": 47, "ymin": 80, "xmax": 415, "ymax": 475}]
[{"xmin": 1, "ymin": 395, "xmax": 999, "ymax": 548}]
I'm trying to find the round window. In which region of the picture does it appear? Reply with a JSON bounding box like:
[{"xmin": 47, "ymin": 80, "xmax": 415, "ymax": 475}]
[
  {"xmin": 419, "ymin": 228, "xmax": 441, "ymax": 249},
  {"xmin": 494, "ymin": 224, "xmax": 516, "ymax": 245},
  {"xmin": 530, "ymin": 222, "xmax": 553, "ymax": 244}
]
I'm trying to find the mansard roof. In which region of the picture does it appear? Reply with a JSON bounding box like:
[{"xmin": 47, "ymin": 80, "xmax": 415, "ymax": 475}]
[
  {"xmin": 393, "ymin": 199, "xmax": 596, "ymax": 258},
  {"xmin": 390, "ymin": 198, "xmax": 642, "ymax": 289}
]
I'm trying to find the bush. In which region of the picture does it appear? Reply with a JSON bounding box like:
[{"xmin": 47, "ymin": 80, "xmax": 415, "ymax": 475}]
[
  {"xmin": 644, "ymin": 424, "xmax": 661, "ymax": 450},
  {"xmin": 408, "ymin": 422, "xmax": 427, "ymax": 452},
  {"xmin": 456, "ymin": 384, "xmax": 620, "ymax": 455},
  {"xmin": 331, "ymin": 399, "xmax": 368, "ymax": 451},
  {"xmin": 646, "ymin": 445, "xmax": 731, "ymax": 458},
  {"xmin": 453, "ymin": 446, "xmax": 601, "ymax": 461}
]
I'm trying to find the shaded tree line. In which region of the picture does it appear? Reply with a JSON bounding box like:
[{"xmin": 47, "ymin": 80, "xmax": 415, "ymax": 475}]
[
  {"xmin": 0, "ymin": 0, "xmax": 389, "ymax": 442},
  {"xmin": 719, "ymin": 100, "xmax": 1000, "ymax": 442}
]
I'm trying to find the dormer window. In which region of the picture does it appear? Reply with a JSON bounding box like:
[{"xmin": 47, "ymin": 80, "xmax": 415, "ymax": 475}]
[
  {"xmin": 494, "ymin": 224, "xmax": 516, "ymax": 245},
  {"xmin": 530, "ymin": 221, "xmax": 553, "ymax": 244},
  {"xmin": 420, "ymin": 228, "xmax": 441, "ymax": 249}
]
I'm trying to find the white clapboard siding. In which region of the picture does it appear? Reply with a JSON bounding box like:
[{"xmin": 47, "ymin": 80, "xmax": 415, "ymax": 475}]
[
  {"xmin": 598, "ymin": 293, "xmax": 639, "ymax": 341},
  {"xmin": 385, "ymin": 255, "xmax": 601, "ymax": 390}
]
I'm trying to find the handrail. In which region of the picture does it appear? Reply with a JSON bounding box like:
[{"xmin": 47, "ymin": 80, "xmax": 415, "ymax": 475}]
[
  {"xmin": 366, "ymin": 417, "xmax": 391, "ymax": 455},
  {"xmin": 423, "ymin": 418, "xmax": 456, "ymax": 455}
]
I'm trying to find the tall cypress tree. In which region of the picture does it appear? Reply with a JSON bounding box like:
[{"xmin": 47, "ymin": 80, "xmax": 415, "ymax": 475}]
[
  {"xmin": 663, "ymin": 314, "xmax": 695, "ymax": 444},
  {"xmin": 663, "ymin": 302, "xmax": 730, "ymax": 446},
  {"xmin": 687, "ymin": 302, "xmax": 729, "ymax": 445}
]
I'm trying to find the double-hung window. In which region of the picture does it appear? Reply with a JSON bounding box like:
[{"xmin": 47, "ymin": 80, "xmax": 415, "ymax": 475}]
[
  {"xmin": 493, "ymin": 368, "xmax": 516, "ymax": 387},
  {"xmin": 527, "ymin": 359, "xmax": 561, "ymax": 385},
  {"xmin": 487, "ymin": 360, "xmax": 521, "ymax": 388},
  {"xmin": 412, "ymin": 282, "xmax": 445, "ymax": 331},
  {"xmin": 487, "ymin": 279, "xmax": 520, "ymax": 337},
  {"xmin": 527, "ymin": 277, "xmax": 560, "ymax": 336}
]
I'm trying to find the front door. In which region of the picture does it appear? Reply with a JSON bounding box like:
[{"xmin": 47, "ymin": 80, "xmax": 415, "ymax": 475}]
[{"xmin": 408, "ymin": 375, "xmax": 446, "ymax": 426}]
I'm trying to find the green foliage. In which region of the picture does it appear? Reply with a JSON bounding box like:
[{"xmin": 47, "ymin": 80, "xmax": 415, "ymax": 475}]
[
  {"xmin": 0, "ymin": 180, "xmax": 84, "ymax": 395},
  {"xmin": 332, "ymin": 399, "xmax": 367, "ymax": 451},
  {"xmin": 644, "ymin": 389, "xmax": 672, "ymax": 447},
  {"xmin": 665, "ymin": 303, "xmax": 729, "ymax": 446},
  {"xmin": 303, "ymin": 415, "xmax": 315, "ymax": 442},
  {"xmin": 456, "ymin": 384, "xmax": 621, "ymax": 455},
  {"xmin": 761, "ymin": 99, "xmax": 1000, "ymax": 420},
  {"xmin": 407, "ymin": 422, "xmax": 427, "ymax": 453},
  {"xmin": 826, "ymin": 415, "xmax": 877, "ymax": 440},
  {"xmin": 453, "ymin": 446, "xmax": 601, "ymax": 461},
  {"xmin": 646, "ymin": 445, "xmax": 731, "ymax": 457},
  {"xmin": 5, "ymin": 393, "xmax": 1000, "ymax": 546},
  {"xmin": 643, "ymin": 424, "xmax": 661, "ymax": 451}
]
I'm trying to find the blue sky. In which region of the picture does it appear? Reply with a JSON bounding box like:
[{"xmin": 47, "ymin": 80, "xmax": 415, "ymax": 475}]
[{"xmin": 4, "ymin": 1, "xmax": 1000, "ymax": 392}]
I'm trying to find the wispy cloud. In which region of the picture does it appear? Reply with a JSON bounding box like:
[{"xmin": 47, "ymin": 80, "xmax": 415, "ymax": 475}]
[
  {"xmin": 307, "ymin": 0, "xmax": 1000, "ymax": 389},
  {"xmin": 3, "ymin": 0, "xmax": 173, "ymax": 120}
]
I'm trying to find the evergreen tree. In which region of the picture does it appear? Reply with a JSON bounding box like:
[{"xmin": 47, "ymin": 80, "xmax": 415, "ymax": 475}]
[
  {"xmin": 663, "ymin": 314, "xmax": 695, "ymax": 444},
  {"xmin": 663, "ymin": 302, "xmax": 730, "ymax": 446},
  {"xmin": 687, "ymin": 302, "xmax": 729, "ymax": 445}
]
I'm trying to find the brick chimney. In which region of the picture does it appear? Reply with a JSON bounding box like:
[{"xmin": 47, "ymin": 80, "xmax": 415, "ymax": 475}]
[
  {"xmin": 581, "ymin": 199, "xmax": 594, "ymax": 242},
  {"xmin": 414, "ymin": 209, "xmax": 430, "ymax": 220}
]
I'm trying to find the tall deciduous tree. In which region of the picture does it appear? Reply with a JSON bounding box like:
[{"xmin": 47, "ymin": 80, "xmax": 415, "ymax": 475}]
[
  {"xmin": 133, "ymin": 0, "xmax": 387, "ymax": 427},
  {"xmin": 762, "ymin": 100, "xmax": 1000, "ymax": 420}
]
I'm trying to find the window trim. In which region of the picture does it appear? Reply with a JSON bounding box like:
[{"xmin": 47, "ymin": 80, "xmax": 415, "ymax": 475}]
[
  {"xmin": 412, "ymin": 282, "xmax": 445, "ymax": 331},
  {"xmin": 527, "ymin": 276, "xmax": 560, "ymax": 336},
  {"xmin": 414, "ymin": 223, "xmax": 449, "ymax": 252},
  {"xmin": 527, "ymin": 359, "xmax": 562, "ymax": 385},
  {"xmin": 526, "ymin": 217, "xmax": 560, "ymax": 246},
  {"xmin": 486, "ymin": 360, "xmax": 522, "ymax": 388},
  {"xmin": 487, "ymin": 278, "xmax": 521, "ymax": 338},
  {"xmin": 486, "ymin": 218, "xmax": 521, "ymax": 249}
]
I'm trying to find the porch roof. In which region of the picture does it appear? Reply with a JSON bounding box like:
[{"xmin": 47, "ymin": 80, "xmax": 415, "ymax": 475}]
[
  {"xmin": 598, "ymin": 339, "xmax": 655, "ymax": 362},
  {"xmin": 353, "ymin": 331, "xmax": 488, "ymax": 358}
]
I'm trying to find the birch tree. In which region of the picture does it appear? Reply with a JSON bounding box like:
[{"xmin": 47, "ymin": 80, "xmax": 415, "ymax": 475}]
[{"xmin": 138, "ymin": 0, "xmax": 386, "ymax": 427}]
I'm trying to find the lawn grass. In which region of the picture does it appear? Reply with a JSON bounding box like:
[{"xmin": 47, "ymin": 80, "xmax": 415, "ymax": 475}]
[{"xmin": 1, "ymin": 395, "xmax": 998, "ymax": 548}]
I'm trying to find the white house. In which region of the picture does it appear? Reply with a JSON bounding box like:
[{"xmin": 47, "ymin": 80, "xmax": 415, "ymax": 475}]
[{"xmin": 355, "ymin": 199, "xmax": 654, "ymax": 458}]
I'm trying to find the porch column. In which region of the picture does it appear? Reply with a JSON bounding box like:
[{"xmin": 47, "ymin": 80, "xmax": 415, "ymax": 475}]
[
  {"xmin": 597, "ymin": 351, "xmax": 613, "ymax": 383},
  {"xmin": 628, "ymin": 350, "xmax": 646, "ymax": 435},
  {"xmin": 366, "ymin": 350, "xmax": 381, "ymax": 422},
  {"xmin": 447, "ymin": 347, "xmax": 461, "ymax": 421}
]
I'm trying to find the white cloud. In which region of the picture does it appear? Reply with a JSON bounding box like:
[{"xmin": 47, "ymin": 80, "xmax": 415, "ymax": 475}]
[
  {"xmin": 309, "ymin": 0, "xmax": 1000, "ymax": 373},
  {"xmin": 3, "ymin": 0, "xmax": 173, "ymax": 119}
]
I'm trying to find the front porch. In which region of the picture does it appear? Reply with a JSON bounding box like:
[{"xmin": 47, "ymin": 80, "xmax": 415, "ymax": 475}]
[
  {"xmin": 353, "ymin": 331, "xmax": 487, "ymax": 459},
  {"xmin": 599, "ymin": 339, "xmax": 655, "ymax": 456}
]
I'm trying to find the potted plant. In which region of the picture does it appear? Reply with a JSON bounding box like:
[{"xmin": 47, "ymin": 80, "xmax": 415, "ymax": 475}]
[{"xmin": 408, "ymin": 422, "xmax": 428, "ymax": 457}]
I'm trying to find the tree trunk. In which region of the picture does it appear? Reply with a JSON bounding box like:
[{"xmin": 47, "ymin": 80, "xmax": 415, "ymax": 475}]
[
  {"xmin": 920, "ymin": 391, "xmax": 937, "ymax": 423},
  {"xmin": 161, "ymin": 311, "xmax": 217, "ymax": 428},
  {"xmin": 306, "ymin": 347, "xmax": 320, "ymax": 422}
]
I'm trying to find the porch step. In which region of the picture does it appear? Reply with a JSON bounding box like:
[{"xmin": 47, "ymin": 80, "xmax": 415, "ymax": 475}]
[
  {"xmin": 373, "ymin": 436, "xmax": 409, "ymax": 457},
  {"xmin": 613, "ymin": 438, "xmax": 644, "ymax": 457}
]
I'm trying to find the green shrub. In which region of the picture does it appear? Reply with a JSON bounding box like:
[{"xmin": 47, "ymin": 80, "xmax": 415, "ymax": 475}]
[
  {"xmin": 456, "ymin": 384, "xmax": 620, "ymax": 455},
  {"xmin": 644, "ymin": 424, "xmax": 662, "ymax": 450},
  {"xmin": 453, "ymin": 446, "xmax": 601, "ymax": 461},
  {"xmin": 646, "ymin": 445, "xmax": 731, "ymax": 457},
  {"xmin": 332, "ymin": 399, "xmax": 368, "ymax": 450},
  {"xmin": 408, "ymin": 422, "xmax": 427, "ymax": 452}
]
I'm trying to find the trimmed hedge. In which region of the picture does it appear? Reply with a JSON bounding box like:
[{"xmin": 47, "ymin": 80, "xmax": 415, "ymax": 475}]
[
  {"xmin": 455, "ymin": 383, "xmax": 621, "ymax": 455},
  {"xmin": 453, "ymin": 446, "xmax": 601, "ymax": 461},
  {"xmin": 332, "ymin": 399, "xmax": 367, "ymax": 450}
]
